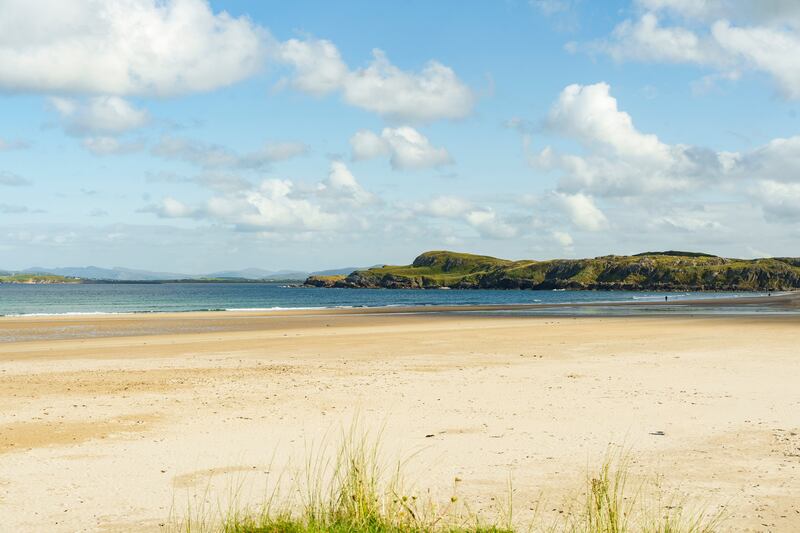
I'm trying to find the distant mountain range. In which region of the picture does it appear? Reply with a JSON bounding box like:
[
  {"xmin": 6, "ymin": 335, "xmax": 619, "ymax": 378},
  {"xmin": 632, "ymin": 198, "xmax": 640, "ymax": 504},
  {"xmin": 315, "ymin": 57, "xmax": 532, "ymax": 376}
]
[
  {"xmin": 22, "ymin": 266, "xmax": 191, "ymax": 281},
  {"xmin": 6, "ymin": 265, "xmax": 368, "ymax": 282}
]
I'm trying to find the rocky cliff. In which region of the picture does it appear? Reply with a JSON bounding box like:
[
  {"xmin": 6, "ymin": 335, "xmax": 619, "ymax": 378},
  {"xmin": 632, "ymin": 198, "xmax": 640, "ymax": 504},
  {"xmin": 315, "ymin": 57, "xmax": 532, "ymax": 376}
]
[{"xmin": 304, "ymin": 250, "xmax": 800, "ymax": 291}]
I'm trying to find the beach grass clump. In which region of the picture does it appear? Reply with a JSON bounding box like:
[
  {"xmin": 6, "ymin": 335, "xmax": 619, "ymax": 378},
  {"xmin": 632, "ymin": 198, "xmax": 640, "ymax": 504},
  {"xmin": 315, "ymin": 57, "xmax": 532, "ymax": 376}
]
[
  {"xmin": 171, "ymin": 427, "xmax": 725, "ymax": 533},
  {"xmin": 562, "ymin": 450, "xmax": 725, "ymax": 533}
]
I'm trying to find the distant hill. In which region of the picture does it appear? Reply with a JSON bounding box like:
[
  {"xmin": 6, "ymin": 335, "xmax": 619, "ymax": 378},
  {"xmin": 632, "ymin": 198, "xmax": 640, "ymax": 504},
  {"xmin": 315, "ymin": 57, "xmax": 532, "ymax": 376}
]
[
  {"xmin": 23, "ymin": 266, "xmax": 192, "ymax": 281},
  {"xmin": 310, "ymin": 266, "xmax": 370, "ymax": 277},
  {"xmin": 6, "ymin": 264, "xmax": 372, "ymax": 282},
  {"xmin": 0, "ymin": 273, "xmax": 80, "ymax": 284},
  {"xmin": 305, "ymin": 250, "xmax": 800, "ymax": 291},
  {"xmin": 207, "ymin": 268, "xmax": 300, "ymax": 280},
  {"xmin": 197, "ymin": 267, "xmax": 369, "ymax": 280}
]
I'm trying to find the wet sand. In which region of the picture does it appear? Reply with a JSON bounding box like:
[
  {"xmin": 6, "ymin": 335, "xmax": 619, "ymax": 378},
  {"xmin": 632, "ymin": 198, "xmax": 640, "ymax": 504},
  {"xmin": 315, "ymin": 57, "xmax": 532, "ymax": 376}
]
[{"xmin": 1, "ymin": 304, "xmax": 799, "ymax": 531}]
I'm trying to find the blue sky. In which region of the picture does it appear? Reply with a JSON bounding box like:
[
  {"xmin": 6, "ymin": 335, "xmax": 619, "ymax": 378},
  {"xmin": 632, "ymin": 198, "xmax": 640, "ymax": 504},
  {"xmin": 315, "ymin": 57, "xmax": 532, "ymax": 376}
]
[{"xmin": 1, "ymin": 0, "xmax": 799, "ymax": 272}]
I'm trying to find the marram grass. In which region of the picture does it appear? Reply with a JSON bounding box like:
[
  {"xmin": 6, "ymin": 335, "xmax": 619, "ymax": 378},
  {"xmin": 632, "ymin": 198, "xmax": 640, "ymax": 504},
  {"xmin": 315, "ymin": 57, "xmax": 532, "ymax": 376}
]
[{"xmin": 170, "ymin": 426, "xmax": 725, "ymax": 533}]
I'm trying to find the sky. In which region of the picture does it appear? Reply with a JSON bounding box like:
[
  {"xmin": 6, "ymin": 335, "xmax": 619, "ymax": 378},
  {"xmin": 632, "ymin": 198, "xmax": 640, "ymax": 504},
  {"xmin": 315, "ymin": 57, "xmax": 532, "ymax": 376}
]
[{"xmin": 1, "ymin": 0, "xmax": 799, "ymax": 273}]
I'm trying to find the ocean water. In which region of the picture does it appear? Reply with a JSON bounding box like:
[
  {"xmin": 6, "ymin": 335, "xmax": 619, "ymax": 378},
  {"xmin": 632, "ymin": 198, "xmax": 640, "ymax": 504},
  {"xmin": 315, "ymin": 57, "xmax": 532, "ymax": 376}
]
[{"xmin": 0, "ymin": 282, "xmax": 775, "ymax": 316}]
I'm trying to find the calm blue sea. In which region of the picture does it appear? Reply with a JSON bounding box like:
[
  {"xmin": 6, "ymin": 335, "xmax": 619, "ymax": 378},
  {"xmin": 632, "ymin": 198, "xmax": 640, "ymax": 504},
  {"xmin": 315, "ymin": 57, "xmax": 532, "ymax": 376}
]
[{"xmin": 0, "ymin": 283, "xmax": 774, "ymax": 316}]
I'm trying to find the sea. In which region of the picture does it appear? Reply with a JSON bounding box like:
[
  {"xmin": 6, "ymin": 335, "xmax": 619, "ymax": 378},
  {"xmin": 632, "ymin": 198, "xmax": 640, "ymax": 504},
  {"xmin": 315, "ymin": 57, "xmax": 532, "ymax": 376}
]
[{"xmin": 0, "ymin": 282, "xmax": 784, "ymax": 316}]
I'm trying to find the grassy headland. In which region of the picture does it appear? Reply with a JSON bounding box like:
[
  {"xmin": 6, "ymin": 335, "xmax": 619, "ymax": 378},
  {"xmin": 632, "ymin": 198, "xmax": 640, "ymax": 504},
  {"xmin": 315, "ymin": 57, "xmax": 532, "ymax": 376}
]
[
  {"xmin": 305, "ymin": 250, "xmax": 800, "ymax": 291},
  {"xmin": 0, "ymin": 273, "xmax": 81, "ymax": 284}
]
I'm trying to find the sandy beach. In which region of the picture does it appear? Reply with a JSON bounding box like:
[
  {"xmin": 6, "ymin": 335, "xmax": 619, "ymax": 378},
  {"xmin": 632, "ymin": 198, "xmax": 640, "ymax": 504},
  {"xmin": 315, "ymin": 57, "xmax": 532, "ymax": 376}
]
[{"xmin": 1, "ymin": 306, "xmax": 799, "ymax": 531}]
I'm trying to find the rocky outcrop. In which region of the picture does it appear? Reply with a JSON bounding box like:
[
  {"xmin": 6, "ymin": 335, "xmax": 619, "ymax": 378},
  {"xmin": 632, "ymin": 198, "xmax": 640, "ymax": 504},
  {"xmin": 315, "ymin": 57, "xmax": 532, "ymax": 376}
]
[{"xmin": 304, "ymin": 250, "xmax": 800, "ymax": 291}]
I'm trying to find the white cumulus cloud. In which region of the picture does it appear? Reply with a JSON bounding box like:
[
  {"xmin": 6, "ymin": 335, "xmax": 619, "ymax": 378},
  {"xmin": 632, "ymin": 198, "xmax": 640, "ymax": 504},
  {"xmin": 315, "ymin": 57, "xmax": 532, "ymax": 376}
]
[
  {"xmin": 51, "ymin": 96, "xmax": 149, "ymax": 134},
  {"xmin": 555, "ymin": 192, "xmax": 609, "ymax": 231},
  {"xmin": 548, "ymin": 82, "xmax": 670, "ymax": 161},
  {"xmin": 278, "ymin": 39, "xmax": 474, "ymax": 122},
  {"xmin": 552, "ymin": 230, "xmax": 574, "ymax": 247},
  {"xmin": 0, "ymin": 0, "xmax": 269, "ymax": 97},
  {"xmin": 465, "ymin": 209, "xmax": 518, "ymax": 239},
  {"xmin": 751, "ymin": 180, "xmax": 800, "ymax": 221},
  {"xmin": 520, "ymin": 81, "xmax": 800, "ymax": 238},
  {"xmin": 535, "ymin": 82, "xmax": 729, "ymax": 198},
  {"xmin": 590, "ymin": 2, "xmax": 800, "ymax": 98},
  {"xmin": 350, "ymin": 127, "xmax": 452, "ymax": 170},
  {"xmin": 317, "ymin": 161, "xmax": 374, "ymax": 206},
  {"xmin": 414, "ymin": 196, "xmax": 473, "ymax": 218},
  {"xmin": 143, "ymin": 162, "xmax": 374, "ymax": 233}
]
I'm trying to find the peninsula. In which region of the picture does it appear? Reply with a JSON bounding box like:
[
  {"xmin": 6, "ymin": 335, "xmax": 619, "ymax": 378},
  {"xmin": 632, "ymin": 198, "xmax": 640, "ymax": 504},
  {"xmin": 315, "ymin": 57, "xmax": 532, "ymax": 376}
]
[
  {"xmin": 305, "ymin": 250, "xmax": 800, "ymax": 291},
  {"xmin": 0, "ymin": 273, "xmax": 81, "ymax": 284}
]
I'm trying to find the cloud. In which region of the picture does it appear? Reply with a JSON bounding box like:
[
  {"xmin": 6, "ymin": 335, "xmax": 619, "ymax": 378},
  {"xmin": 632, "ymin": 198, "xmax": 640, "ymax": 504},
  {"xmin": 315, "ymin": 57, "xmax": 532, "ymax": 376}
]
[
  {"xmin": 82, "ymin": 136, "xmax": 145, "ymax": 155},
  {"xmin": 148, "ymin": 197, "xmax": 200, "ymax": 218},
  {"xmin": 552, "ymin": 230, "xmax": 574, "ymax": 247},
  {"xmin": 465, "ymin": 209, "xmax": 518, "ymax": 239},
  {"xmin": 278, "ymin": 39, "xmax": 474, "ymax": 122},
  {"xmin": 534, "ymin": 82, "xmax": 729, "ymax": 198},
  {"xmin": 651, "ymin": 207, "xmax": 726, "ymax": 232},
  {"xmin": 590, "ymin": 3, "xmax": 800, "ymax": 98},
  {"xmin": 600, "ymin": 13, "xmax": 720, "ymax": 64},
  {"xmin": 0, "ymin": 171, "xmax": 31, "ymax": 186},
  {"xmin": 50, "ymin": 96, "xmax": 149, "ymax": 135},
  {"xmin": 143, "ymin": 162, "xmax": 372, "ymax": 233},
  {"xmin": 317, "ymin": 161, "xmax": 374, "ymax": 206},
  {"xmin": 555, "ymin": 192, "xmax": 609, "ymax": 231},
  {"xmin": 532, "ymin": 0, "xmax": 576, "ymax": 16},
  {"xmin": 522, "ymin": 81, "xmax": 800, "ymax": 239},
  {"xmin": 414, "ymin": 196, "xmax": 473, "ymax": 218},
  {"xmin": 0, "ymin": 138, "xmax": 29, "ymax": 151},
  {"xmin": 193, "ymin": 173, "xmax": 253, "ymax": 193},
  {"xmin": 277, "ymin": 38, "xmax": 348, "ymax": 96},
  {"xmin": 145, "ymin": 170, "xmax": 254, "ymax": 193},
  {"xmin": 259, "ymin": 142, "xmax": 310, "ymax": 161},
  {"xmin": 350, "ymin": 130, "xmax": 391, "ymax": 161},
  {"xmin": 751, "ymin": 180, "xmax": 800, "ymax": 221},
  {"xmin": 636, "ymin": 0, "xmax": 800, "ymax": 26},
  {"xmin": 212, "ymin": 179, "xmax": 345, "ymax": 231},
  {"xmin": 0, "ymin": 204, "xmax": 29, "ymax": 214},
  {"xmin": 350, "ymin": 127, "xmax": 452, "ymax": 170},
  {"xmin": 732, "ymin": 135, "xmax": 800, "ymax": 182},
  {"xmin": 548, "ymin": 82, "xmax": 670, "ymax": 161},
  {"xmin": 531, "ymin": 0, "xmax": 582, "ymax": 32},
  {"xmin": 152, "ymin": 136, "xmax": 308, "ymax": 170},
  {"xmin": 711, "ymin": 21, "xmax": 800, "ymax": 98},
  {"xmin": 0, "ymin": 0, "xmax": 269, "ymax": 97},
  {"xmin": 408, "ymin": 195, "xmax": 517, "ymax": 239}
]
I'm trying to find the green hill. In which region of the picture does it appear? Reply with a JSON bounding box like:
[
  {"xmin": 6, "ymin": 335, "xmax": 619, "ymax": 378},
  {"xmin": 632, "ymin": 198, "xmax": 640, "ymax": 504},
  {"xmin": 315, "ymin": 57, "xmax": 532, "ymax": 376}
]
[
  {"xmin": 0, "ymin": 273, "xmax": 81, "ymax": 284},
  {"xmin": 305, "ymin": 250, "xmax": 800, "ymax": 291}
]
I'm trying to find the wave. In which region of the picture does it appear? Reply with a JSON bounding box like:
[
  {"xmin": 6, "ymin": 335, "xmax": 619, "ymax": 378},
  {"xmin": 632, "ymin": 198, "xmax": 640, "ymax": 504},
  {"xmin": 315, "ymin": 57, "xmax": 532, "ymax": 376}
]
[
  {"xmin": 224, "ymin": 306, "xmax": 347, "ymax": 311},
  {"xmin": 1, "ymin": 311, "xmax": 132, "ymax": 317}
]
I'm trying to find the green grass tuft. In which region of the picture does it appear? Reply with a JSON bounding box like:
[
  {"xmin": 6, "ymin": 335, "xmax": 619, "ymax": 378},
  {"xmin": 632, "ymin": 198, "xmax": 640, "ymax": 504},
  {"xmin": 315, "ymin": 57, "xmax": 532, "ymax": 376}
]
[{"xmin": 169, "ymin": 426, "xmax": 726, "ymax": 533}]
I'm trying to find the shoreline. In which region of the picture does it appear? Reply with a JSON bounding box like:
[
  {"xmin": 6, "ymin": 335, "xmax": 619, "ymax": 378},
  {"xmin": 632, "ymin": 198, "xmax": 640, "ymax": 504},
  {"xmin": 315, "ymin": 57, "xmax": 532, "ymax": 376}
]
[{"xmin": 1, "ymin": 289, "xmax": 797, "ymax": 320}]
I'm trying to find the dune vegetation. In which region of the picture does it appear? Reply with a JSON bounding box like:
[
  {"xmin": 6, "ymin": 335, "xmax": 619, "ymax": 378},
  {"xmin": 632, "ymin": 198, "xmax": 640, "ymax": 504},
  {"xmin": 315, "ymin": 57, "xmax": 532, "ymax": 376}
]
[
  {"xmin": 305, "ymin": 250, "xmax": 800, "ymax": 291},
  {"xmin": 172, "ymin": 426, "xmax": 724, "ymax": 533}
]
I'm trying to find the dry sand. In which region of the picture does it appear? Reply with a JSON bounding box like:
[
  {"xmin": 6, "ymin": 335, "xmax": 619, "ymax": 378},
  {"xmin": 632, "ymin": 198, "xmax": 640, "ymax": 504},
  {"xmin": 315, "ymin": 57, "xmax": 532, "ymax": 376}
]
[{"xmin": 1, "ymin": 308, "xmax": 799, "ymax": 531}]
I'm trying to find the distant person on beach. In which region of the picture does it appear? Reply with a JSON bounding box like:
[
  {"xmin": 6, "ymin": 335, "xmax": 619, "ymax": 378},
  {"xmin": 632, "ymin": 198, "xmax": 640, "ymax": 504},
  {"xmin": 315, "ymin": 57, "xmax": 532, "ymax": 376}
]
[{"xmin": 665, "ymin": 296, "xmax": 668, "ymax": 302}]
